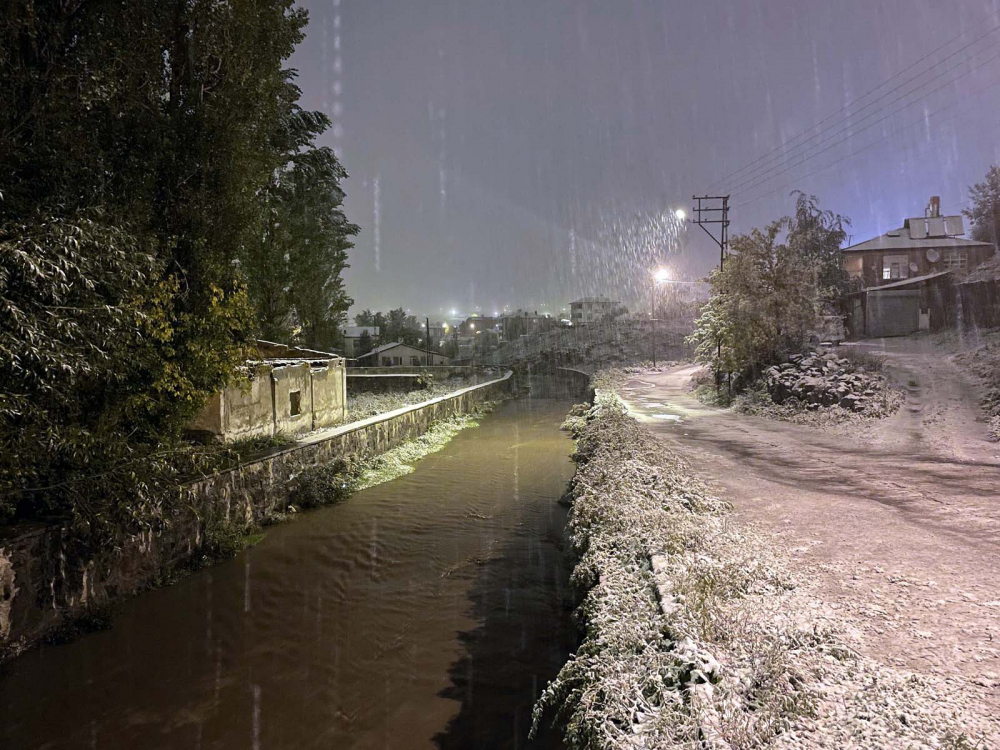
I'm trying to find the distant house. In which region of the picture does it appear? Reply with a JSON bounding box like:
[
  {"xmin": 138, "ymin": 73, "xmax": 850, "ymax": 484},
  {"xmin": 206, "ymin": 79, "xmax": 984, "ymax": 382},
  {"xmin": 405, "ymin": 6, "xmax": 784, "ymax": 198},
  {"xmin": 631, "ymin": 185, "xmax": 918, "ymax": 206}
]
[
  {"xmin": 842, "ymin": 196, "xmax": 993, "ymax": 288},
  {"xmin": 356, "ymin": 342, "xmax": 451, "ymax": 367},
  {"xmin": 459, "ymin": 316, "xmax": 497, "ymax": 335},
  {"xmin": 570, "ymin": 296, "xmax": 621, "ymax": 325},
  {"xmin": 842, "ymin": 196, "xmax": 995, "ymax": 338},
  {"xmin": 498, "ymin": 310, "xmax": 556, "ymax": 340},
  {"xmin": 341, "ymin": 326, "xmax": 379, "ymax": 358}
]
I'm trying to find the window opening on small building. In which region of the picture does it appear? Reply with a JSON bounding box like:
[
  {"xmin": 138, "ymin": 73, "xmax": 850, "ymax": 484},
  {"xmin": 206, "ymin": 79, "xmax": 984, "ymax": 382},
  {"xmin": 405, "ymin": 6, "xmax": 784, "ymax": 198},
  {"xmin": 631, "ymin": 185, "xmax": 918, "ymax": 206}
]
[
  {"xmin": 882, "ymin": 254, "xmax": 909, "ymax": 280},
  {"xmin": 289, "ymin": 390, "xmax": 302, "ymax": 416}
]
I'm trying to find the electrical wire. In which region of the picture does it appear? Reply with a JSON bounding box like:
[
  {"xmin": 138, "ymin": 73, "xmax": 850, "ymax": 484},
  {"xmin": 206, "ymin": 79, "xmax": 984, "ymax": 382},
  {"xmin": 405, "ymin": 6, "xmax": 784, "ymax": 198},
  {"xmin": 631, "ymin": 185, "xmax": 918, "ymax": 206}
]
[
  {"xmin": 727, "ymin": 40, "xmax": 1000, "ymax": 194},
  {"xmin": 731, "ymin": 75, "xmax": 1000, "ymax": 209},
  {"xmin": 727, "ymin": 47, "xmax": 1000, "ymax": 197},
  {"xmin": 707, "ymin": 8, "xmax": 1000, "ymax": 192}
]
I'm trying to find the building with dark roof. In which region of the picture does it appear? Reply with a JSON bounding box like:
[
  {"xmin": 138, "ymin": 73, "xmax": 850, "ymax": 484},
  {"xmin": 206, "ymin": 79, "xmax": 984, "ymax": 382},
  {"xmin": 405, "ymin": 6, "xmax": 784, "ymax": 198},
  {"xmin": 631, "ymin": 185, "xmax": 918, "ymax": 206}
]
[{"xmin": 842, "ymin": 195, "xmax": 993, "ymax": 289}]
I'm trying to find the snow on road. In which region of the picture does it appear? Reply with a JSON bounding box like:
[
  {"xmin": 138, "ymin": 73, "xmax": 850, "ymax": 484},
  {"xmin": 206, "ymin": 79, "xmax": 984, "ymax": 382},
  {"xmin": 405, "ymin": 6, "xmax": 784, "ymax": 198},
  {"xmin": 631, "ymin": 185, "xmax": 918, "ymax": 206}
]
[{"xmin": 619, "ymin": 340, "xmax": 1000, "ymax": 714}]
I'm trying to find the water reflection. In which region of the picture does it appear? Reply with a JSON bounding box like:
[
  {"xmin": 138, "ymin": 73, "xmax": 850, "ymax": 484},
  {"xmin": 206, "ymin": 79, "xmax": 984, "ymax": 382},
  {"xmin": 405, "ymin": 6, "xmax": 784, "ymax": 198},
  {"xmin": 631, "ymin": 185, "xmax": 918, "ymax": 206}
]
[{"xmin": 0, "ymin": 396, "xmax": 577, "ymax": 750}]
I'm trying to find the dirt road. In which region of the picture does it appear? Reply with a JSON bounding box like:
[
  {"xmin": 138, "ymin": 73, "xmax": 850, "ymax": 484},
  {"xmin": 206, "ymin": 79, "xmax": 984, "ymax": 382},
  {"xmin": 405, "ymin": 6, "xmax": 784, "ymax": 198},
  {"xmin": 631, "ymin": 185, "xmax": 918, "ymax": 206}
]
[{"xmin": 620, "ymin": 339, "xmax": 1000, "ymax": 710}]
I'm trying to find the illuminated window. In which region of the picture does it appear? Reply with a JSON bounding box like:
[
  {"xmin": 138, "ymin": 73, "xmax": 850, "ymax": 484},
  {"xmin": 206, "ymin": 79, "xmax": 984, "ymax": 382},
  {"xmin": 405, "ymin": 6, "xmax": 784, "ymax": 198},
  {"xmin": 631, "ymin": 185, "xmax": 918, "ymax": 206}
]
[{"xmin": 882, "ymin": 254, "xmax": 909, "ymax": 280}]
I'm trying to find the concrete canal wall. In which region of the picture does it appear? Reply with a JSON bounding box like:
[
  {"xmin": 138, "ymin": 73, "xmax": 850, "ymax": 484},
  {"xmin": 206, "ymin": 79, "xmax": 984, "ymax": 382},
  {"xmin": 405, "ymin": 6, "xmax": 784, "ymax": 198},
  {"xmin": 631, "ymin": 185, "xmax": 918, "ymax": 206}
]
[{"xmin": 0, "ymin": 372, "xmax": 514, "ymax": 661}]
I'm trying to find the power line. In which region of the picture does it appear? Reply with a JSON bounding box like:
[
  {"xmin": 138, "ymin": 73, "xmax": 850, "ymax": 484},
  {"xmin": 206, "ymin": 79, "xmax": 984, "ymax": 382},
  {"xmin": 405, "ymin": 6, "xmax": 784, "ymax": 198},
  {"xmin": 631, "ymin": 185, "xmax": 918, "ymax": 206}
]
[
  {"xmin": 707, "ymin": 9, "xmax": 1000, "ymax": 192},
  {"xmin": 728, "ymin": 47, "xmax": 1000, "ymax": 196},
  {"xmin": 732, "ymin": 75, "xmax": 1000, "ymax": 209},
  {"xmin": 725, "ymin": 35, "xmax": 1000, "ymax": 194}
]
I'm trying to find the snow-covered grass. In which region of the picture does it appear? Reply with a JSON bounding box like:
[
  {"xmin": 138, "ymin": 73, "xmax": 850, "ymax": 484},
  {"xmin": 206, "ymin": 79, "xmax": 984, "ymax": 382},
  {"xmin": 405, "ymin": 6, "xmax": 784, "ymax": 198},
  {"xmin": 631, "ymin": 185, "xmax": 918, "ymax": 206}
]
[
  {"xmin": 533, "ymin": 385, "xmax": 996, "ymax": 749},
  {"xmin": 345, "ymin": 375, "xmax": 482, "ymax": 421},
  {"xmin": 954, "ymin": 328, "xmax": 1000, "ymax": 440},
  {"xmin": 291, "ymin": 402, "xmax": 498, "ymax": 508}
]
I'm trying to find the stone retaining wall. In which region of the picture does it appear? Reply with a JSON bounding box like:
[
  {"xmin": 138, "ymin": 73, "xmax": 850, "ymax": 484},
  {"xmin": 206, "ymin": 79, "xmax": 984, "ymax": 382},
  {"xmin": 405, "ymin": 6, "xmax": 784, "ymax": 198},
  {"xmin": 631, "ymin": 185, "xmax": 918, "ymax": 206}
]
[
  {"xmin": 0, "ymin": 372, "xmax": 513, "ymax": 661},
  {"xmin": 555, "ymin": 367, "xmax": 594, "ymax": 401}
]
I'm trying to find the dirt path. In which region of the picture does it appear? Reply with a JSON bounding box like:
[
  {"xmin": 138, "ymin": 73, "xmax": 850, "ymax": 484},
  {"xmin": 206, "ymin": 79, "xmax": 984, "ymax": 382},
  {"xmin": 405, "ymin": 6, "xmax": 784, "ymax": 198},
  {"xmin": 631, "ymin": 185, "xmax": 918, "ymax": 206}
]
[{"xmin": 620, "ymin": 341, "xmax": 1000, "ymax": 712}]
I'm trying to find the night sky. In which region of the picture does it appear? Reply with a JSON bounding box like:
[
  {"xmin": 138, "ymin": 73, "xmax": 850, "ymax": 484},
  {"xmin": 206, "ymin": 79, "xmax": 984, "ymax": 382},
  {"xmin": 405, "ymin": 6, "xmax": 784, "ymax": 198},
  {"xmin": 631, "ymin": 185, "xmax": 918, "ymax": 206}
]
[{"xmin": 289, "ymin": 0, "xmax": 1000, "ymax": 318}]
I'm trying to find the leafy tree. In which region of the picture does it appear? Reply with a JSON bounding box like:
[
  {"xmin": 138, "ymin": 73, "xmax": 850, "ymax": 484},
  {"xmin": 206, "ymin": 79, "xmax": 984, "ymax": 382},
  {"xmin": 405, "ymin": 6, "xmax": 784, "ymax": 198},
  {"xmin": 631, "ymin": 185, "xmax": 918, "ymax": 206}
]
[
  {"xmin": 786, "ymin": 192, "xmax": 853, "ymax": 304},
  {"xmin": 688, "ymin": 220, "xmax": 818, "ymax": 385},
  {"xmin": 371, "ymin": 308, "xmax": 420, "ymax": 346},
  {"xmin": 355, "ymin": 309, "xmax": 377, "ymax": 326},
  {"xmin": 243, "ymin": 88, "xmax": 358, "ymax": 350},
  {"xmin": 356, "ymin": 329, "xmax": 375, "ymax": 357},
  {"xmin": 0, "ymin": 2, "xmax": 336, "ymax": 533},
  {"xmin": 964, "ymin": 165, "xmax": 1000, "ymax": 249}
]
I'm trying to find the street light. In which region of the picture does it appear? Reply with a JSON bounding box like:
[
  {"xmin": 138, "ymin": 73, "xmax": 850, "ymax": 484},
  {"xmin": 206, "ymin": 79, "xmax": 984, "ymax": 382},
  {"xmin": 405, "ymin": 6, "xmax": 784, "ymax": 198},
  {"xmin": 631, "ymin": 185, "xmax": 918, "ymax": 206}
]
[
  {"xmin": 651, "ymin": 268, "xmax": 670, "ymax": 367},
  {"xmin": 674, "ymin": 208, "xmax": 686, "ymax": 221}
]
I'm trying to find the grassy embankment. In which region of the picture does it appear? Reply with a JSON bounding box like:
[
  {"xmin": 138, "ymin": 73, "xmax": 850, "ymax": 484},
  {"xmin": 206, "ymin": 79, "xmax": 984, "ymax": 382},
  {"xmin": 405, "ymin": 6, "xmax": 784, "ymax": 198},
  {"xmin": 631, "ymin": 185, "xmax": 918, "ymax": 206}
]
[{"xmin": 535, "ymin": 382, "xmax": 991, "ymax": 749}]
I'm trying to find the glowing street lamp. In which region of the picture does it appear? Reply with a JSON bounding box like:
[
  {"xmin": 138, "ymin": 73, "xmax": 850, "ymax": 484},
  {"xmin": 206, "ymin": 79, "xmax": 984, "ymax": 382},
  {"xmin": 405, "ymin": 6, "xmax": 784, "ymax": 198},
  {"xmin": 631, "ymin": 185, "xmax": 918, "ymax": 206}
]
[{"xmin": 651, "ymin": 267, "xmax": 670, "ymax": 367}]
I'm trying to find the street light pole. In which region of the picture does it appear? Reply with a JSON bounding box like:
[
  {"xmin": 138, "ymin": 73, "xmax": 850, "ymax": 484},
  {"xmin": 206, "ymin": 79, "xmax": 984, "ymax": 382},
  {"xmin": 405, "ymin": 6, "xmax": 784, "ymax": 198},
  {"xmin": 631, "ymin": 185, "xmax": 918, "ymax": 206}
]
[
  {"xmin": 651, "ymin": 267, "xmax": 670, "ymax": 368},
  {"xmin": 651, "ymin": 285, "xmax": 657, "ymax": 368}
]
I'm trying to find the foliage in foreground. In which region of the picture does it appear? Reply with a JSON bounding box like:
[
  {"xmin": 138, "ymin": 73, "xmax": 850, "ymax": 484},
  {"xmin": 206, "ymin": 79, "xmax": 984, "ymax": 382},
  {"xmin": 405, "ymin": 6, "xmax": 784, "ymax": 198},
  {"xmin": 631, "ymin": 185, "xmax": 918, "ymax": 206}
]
[
  {"xmin": 0, "ymin": 2, "xmax": 356, "ymax": 533},
  {"xmin": 534, "ymin": 388, "xmax": 993, "ymax": 748}
]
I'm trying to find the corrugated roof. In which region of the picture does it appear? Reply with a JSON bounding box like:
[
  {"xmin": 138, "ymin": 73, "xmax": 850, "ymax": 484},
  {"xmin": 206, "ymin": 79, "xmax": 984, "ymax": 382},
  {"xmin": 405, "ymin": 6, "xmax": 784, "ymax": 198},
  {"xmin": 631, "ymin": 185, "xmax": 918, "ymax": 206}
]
[
  {"xmin": 863, "ymin": 270, "xmax": 952, "ymax": 291},
  {"xmin": 843, "ymin": 229, "xmax": 990, "ymax": 253}
]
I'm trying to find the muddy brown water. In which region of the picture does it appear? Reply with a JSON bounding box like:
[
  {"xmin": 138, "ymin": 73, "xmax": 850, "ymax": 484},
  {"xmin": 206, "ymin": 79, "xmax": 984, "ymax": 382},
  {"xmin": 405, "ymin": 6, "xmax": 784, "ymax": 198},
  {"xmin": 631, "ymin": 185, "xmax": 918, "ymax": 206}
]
[{"xmin": 0, "ymin": 395, "xmax": 579, "ymax": 750}]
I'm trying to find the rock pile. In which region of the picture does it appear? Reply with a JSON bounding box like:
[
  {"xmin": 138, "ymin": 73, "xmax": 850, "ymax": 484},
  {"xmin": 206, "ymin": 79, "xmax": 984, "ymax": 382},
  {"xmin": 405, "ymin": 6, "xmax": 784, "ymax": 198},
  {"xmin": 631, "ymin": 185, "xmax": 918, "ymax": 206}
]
[{"xmin": 764, "ymin": 349, "xmax": 883, "ymax": 411}]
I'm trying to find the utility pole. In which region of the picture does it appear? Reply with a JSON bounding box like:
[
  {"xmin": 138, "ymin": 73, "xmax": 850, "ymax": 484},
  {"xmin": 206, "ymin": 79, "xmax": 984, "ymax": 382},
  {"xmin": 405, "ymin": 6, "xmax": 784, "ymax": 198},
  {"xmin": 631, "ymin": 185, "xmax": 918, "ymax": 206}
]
[
  {"xmin": 691, "ymin": 195, "xmax": 731, "ymax": 387},
  {"xmin": 691, "ymin": 195, "xmax": 730, "ymax": 267},
  {"xmin": 651, "ymin": 287, "xmax": 657, "ymax": 368}
]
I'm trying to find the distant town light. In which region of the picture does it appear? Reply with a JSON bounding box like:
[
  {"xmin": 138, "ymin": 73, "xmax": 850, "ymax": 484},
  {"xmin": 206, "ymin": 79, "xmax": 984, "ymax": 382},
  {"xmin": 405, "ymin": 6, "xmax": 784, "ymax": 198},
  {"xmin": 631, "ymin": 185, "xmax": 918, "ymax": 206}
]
[{"xmin": 675, "ymin": 208, "xmax": 686, "ymax": 220}]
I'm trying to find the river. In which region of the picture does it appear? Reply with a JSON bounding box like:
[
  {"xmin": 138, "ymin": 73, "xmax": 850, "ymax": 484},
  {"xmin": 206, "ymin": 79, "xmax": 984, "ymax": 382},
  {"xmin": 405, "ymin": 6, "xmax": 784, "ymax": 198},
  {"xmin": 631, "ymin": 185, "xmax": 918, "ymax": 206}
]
[{"xmin": 0, "ymin": 393, "xmax": 578, "ymax": 749}]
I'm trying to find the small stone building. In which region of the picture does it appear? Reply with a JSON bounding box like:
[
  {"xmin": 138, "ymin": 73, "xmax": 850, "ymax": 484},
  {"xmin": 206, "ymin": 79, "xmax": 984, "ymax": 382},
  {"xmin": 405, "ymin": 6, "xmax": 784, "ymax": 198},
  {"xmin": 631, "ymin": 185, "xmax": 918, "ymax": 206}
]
[{"xmin": 187, "ymin": 353, "xmax": 347, "ymax": 441}]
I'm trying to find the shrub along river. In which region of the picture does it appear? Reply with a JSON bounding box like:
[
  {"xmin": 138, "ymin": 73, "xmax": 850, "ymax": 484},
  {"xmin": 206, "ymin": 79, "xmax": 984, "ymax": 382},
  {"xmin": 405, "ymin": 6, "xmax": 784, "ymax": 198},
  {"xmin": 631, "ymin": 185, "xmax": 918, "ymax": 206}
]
[{"xmin": 0, "ymin": 391, "xmax": 579, "ymax": 749}]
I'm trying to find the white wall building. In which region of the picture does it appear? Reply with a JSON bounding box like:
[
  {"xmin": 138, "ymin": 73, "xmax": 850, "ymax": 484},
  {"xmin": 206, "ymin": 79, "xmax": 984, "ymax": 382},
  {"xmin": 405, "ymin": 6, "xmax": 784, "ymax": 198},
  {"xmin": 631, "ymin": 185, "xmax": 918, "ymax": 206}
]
[{"xmin": 570, "ymin": 296, "xmax": 620, "ymax": 324}]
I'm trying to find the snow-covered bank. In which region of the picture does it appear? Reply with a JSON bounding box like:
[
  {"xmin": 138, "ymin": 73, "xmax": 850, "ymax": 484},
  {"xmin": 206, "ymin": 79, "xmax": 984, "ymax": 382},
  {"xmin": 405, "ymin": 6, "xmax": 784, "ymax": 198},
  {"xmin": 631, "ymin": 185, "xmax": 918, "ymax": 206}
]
[
  {"xmin": 954, "ymin": 328, "xmax": 1000, "ymax": 440},
  {"xmin": 534, "ymin": 386, "xmax": 996, "ymax": 749}
]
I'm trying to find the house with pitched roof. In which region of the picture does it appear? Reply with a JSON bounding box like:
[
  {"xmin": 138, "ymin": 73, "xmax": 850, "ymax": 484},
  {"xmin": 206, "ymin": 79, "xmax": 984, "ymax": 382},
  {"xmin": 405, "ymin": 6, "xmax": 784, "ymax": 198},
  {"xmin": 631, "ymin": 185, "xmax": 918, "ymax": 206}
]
[
  {"xmin": 355, "ymin": 342, "xmax": 450, "ymax": 367},
  {"xmin": 843, "ymin": 196, "xmax": 993, "ymax": 288},
  {"xmin": 842, "ymin": 197, "xmax": 994, "ymax": 337}
]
